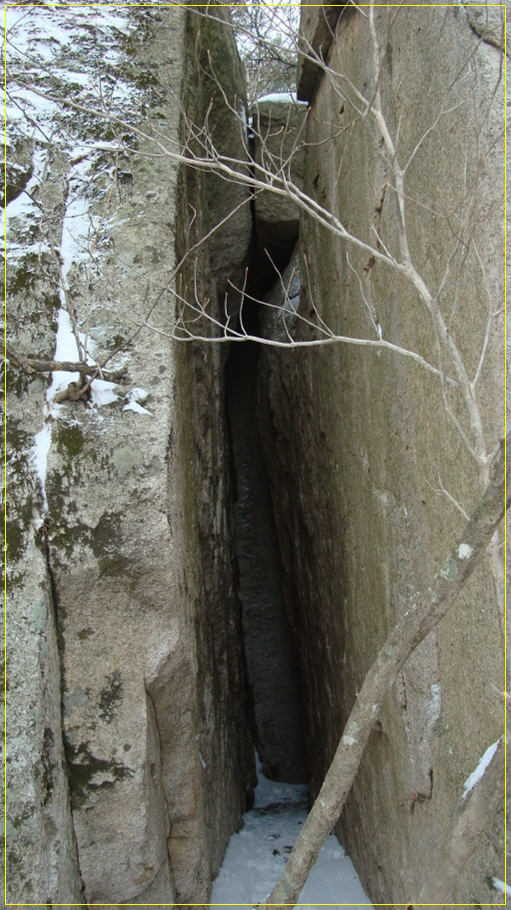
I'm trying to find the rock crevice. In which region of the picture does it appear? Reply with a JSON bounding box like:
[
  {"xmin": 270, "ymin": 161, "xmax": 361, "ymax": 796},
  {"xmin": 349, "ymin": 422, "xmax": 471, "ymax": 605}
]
[{"xmin": 6, "ymin": 5, "xmax": 505, "ymax": 907}]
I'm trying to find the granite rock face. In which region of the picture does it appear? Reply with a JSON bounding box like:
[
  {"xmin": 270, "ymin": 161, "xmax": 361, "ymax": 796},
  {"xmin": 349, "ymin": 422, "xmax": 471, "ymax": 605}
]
[
  {"xmin": 6, "ymin": 7, "xmax": 253, "ymax": 905},
  {"xmin": 259, "ymin": 4, "xmax": 505, "ymax": 905},
  {"xmin": 6, "ymin": 140, "xmax": 86, "ymax": 906},
  {"xmin": 6, "ymin": 3, "xmax": 506, "ymax": 907}
]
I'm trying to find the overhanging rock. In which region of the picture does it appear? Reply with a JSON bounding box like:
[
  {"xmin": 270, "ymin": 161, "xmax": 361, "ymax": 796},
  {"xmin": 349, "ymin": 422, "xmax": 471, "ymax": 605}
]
[
  {"xmin": 251, "ymin": 95, "xmax": 307, "ymax": 286},
  {"xmin": 297, "ymin": 3, "xmax": 346, "ymax": 102}
]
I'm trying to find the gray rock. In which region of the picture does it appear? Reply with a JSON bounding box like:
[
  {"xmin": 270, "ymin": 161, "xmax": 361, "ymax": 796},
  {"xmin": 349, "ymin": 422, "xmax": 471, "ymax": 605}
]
[
  {"xmin": 7, "ymin": 7, "xmax": 253, "ymax": 904},
  {"xmin": 6, "ymin": 149, "xmax": 84, "ymax": 905},
  {"xmin": 252, "ymin": 96, "xmax": 308, "ymax": 266},
  {"xmin": 7, "ymin": 3, "xmax": 505, "ymax": 906},
  {"xmin": 297, "ymin": 5, "xmax": 345, "ymax": 102},
  {"xmin": 259, "ymin": 5, "xmax": 505, "ymax": 904},
  {"xmin": 200, "ymin": 7, "xmax": 253, "ymax": 311}
]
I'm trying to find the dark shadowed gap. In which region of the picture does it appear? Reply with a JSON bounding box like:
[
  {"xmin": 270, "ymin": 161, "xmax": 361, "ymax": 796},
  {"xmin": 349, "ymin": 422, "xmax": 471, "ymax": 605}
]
[{"xmin": 224, "ymin": 244, "xmax": 308, "ymax": 785}]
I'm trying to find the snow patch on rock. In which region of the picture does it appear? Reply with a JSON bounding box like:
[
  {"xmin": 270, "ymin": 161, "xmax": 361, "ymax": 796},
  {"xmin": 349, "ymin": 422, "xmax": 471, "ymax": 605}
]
[{"xmin": 463, "ymin": 738, "xmax": 500, "ymax": 798}]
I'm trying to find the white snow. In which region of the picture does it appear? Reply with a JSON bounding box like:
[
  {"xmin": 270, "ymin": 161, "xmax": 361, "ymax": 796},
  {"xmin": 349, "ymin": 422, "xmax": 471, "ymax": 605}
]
[
  {"xmin": 46, "ymin": 309, "xmax": 81, "ymax": 404},
  {"xmin": 123, "ymin": 388, "xmax": 152, "ymax": 415},
  {"xmin": 43, "ymin": 309, "xmax": 119, "ymax": 412},
  {"xmin": 32, "ymin": 424, "xmax": 52, "ymax": 514},
  {"xmin": 122, "ymin": 400, "xmax": 152, "ymax": 416},
  {"xmin": 129, "ymin": 387, "xmax": 149, "ymax": 402},
  {"xmin": 457, "ymin": 543, "xmax": 473, "ymax": 560},
  {"xmin": 342, "ymin": 735, "xmax": 356, "ymax": 746},
  {"xmin": 8, "ymin": 6, "xmax": 149, "ymax": 516},
  {"xmin": 210, "ymin": 761, "xmax": 373, "ymax": 908},
  {"xmin": 255, "ymin": 91, "xmax": 307, "ymax": 105},
  {"xmin": 31, "ymin": 308, "xmax": 119, "ymax": 512},
  {"xmin": 91, "ymin": 380, "xmax": 119, "ymax": 409},
  {"xmin": 31, "ymin": 311, "xmax": 78, "ymax": 510},
  {"xmin": 492, "ymin": 877, "xmax": 511, "ymax": 896},
  {"xmin": 463, "ymin": 738, "xmax": 501, "ymax": 798},
  {"xmin": 5, "ymin": 5, "xmax": 140, "ymax": 161}
]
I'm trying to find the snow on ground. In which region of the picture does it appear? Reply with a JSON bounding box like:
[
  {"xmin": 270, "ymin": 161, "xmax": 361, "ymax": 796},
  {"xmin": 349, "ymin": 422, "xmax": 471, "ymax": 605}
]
[
  {"xmin": 255, "ymin": 91, "xmax": 307, "ymax": 105},
  {"xmin": 211, "ymin": 761, "xmax": 373, "ymax": 909}
]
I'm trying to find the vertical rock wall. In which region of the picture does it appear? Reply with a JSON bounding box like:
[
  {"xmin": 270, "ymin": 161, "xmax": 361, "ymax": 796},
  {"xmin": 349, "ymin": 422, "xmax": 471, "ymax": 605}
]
[
  {"xmin": 7, "ymin": 4, "xmax": 506, "ymax": 906},
  {"xmin": 6, "ymin": 143, "xmax": 88, "ymax": 908},
  {"xmin": 259, "ymin": 4, "xmax": 506, "ymax": 905},
  {"xmin": 6, "ymin": 7, "xmax": 253, "ymax": 904}
]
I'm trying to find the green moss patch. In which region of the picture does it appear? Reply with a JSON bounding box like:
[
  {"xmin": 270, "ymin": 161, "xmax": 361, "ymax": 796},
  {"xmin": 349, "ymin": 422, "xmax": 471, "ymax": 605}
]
[
  {"xmin": 55, "ymin": 423, "xmax": 85, "ymax": 459},
  {"xmin": 64, "ymin": 739, "xmax": 133, "ymax": 810}
]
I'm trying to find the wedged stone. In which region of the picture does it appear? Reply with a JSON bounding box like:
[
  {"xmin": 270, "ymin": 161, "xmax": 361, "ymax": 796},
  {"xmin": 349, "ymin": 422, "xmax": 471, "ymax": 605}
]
[
  {"xmin": 297, "ymin": 4, "xmax": 345, "ymax": 102},
  {"xmin": 251, "ymin": 95, "xmax": 308, "ymax": 283}
]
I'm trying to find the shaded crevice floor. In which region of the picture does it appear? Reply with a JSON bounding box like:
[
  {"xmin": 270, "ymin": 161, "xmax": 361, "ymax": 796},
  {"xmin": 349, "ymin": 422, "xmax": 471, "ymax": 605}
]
[
  {"xmin": 210, "ymin": 760, "xmax": 373, "ymax": 908},
  {"xmin": 225, "ymin": 337, "xmax": 307, "ymax": 782}
]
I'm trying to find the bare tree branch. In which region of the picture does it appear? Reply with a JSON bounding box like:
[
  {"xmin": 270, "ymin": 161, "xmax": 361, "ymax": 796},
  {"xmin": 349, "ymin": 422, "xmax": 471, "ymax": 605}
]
[{"xmin": 6, "ymin": 344, "xmax": 128, "ymax": 383}]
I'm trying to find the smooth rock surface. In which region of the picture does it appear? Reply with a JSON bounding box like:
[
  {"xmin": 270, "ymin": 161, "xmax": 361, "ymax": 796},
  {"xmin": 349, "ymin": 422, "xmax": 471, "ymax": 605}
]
[{"xmin": 259, "ymin": 5, "xmax": 505, "ymax": 905}]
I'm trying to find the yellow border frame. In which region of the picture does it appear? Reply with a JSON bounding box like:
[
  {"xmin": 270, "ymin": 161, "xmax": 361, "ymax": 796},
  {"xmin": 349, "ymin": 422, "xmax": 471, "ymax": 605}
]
[{"xmin": 3, "ymin": 2, "xmax": 507, "ymax": 906}]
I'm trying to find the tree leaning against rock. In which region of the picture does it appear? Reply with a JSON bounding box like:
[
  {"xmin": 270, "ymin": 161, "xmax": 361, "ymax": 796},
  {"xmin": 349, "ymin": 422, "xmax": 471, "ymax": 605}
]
[{"xmin": 5, "ymin": 3, "xmax": 506, "ymax": 905}]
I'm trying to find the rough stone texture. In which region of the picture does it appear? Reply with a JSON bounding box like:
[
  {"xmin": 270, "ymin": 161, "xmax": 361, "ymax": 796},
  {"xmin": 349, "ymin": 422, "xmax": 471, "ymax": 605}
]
[
  {"xmin": 7, "ymin": 7, "xmax": 253, "ymax": 905},
  {"xmin": 7, "ymin": 3, "xmax": 506, "ymax": 906},
  {"xmin": 465, "ymin": 3, "xmax": 509, "ymax": 53},
  {"xmin": 195, "ymin": 7, "xmax": 253, "ymax": 314},
  {"xmin": 5, "ymin": 150, "xmax": 85, "ymax": 905},
  {"xmin": 259, "ymin": 5, "xmax": 505, "ymax": 906}
]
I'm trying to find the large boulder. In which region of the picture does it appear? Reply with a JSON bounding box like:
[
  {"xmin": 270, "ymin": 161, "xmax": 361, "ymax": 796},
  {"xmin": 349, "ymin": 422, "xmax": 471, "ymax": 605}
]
[
  {"xmin": 6, "ymin": 7, "xmax": 253, "ymax": 904},
  {"xmin": 259, "ymin": 4, "xmax": 505, "ymax": 905}
]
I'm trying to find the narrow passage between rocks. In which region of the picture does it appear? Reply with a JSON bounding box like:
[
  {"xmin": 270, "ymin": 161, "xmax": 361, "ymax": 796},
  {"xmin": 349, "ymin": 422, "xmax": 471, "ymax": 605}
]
[
  {"xmin": 225, "ymin": 320, "xmax": 307, "ymax": 784},
  {"xmin": 211, "ymin": 759, "xmax": 373, "ymax": 908}
]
